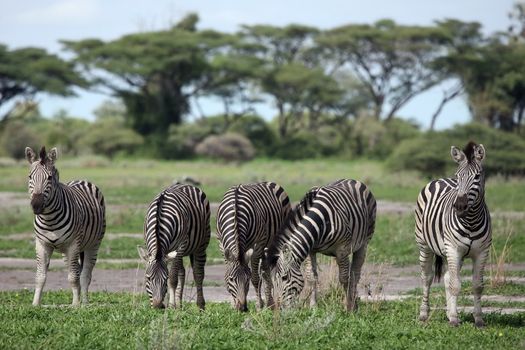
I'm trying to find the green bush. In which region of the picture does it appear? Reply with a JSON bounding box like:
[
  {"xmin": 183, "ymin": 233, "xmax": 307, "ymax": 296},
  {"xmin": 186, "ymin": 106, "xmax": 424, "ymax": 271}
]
[
  {"xmin": 195, "ymin": 132, "xmax": 255, "ymax": 162},
  {"xmin": 272, "ymin": 131, "xmax": 323, "ymax": 160},
  {"xmin": 1, "ymin": 120, "xmax": 42, "ymax": 160},
  {"xmin": 229, "ymin": 115, "xmax": 277, "ymax": 156},
  {"xmin": 388, "ymin": 123, "xmax": 525, "ymax": 177}
]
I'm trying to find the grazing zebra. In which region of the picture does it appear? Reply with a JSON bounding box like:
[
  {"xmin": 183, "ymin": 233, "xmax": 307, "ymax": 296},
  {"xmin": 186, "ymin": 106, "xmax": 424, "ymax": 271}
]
[
  {"xmin": 138, "ymin": 183, "xmax": 210, "ymax": 309},
  {"xmin": 216, "ymin": 182, "xmax": 291, "ymax": 311},
  {"xmin": 265, "ymin": 179, "xmax": 376, "ymax": 311},
  {"xmin": 415, "ymin": 142, "xmax": 491, "ymax": 327},
  {"xmin": 25, "ymin": 146, "xmax": 106, "ymax": 306}
]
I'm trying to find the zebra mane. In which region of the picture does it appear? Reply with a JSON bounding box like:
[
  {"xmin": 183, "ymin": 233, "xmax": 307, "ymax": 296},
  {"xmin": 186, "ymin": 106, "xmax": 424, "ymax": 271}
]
[
  {"xmin": 154, "ymin": 191, "xmax": 165, "ymax": 261},
  {"xmin": 39, "ymin": 146, "xmax": 47, "ymax": 165},
  {"xmin": 463, "ymin": 141, "xmax": 478, "ymax": 163},
  {"xmin": 233, "ymin": 185, "xmax": 243, "ymax": 262},
  {"xmin": 265, "ymin": 187, "xmax": 319, "ymax": 267}
]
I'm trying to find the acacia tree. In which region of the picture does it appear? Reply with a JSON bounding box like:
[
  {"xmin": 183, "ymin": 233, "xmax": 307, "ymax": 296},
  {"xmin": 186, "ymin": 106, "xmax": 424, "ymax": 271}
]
[
  {"xmin": 0, "ymin": 44, "xmax": 86, "ymax": 127},
  {"xmin": 317, "ymin": 19, "xmax": 450, "ymax": 121},
  {"xmin": 428, "ymin": 19, "xmax": 485, "ymax": 130},
  {"xmin": 62, "ymin": 14, "xmax": 233, "ymax": 152},
  {"xmin": 240, "ymin": 24, "xmax": 334, "ymax": 137}
]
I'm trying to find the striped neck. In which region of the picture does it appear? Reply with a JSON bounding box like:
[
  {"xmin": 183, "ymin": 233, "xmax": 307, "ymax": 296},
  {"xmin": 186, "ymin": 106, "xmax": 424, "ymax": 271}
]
[{"xmin": 36, "ymin": 183, "xmax": 66, "ymax": 219}]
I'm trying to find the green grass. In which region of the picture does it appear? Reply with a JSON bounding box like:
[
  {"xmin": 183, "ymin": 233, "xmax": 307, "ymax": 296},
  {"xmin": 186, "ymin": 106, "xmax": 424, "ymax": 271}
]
[
  {"xmin": 407, "ymin": 281, "xmax": 525, "ymax": 297},
  {"xmin": 0, "ymin": 290, "xmax": 523, "ymax": 349},
  {"xmin": 2, "ymin": 158, "xmax": 524, "ymax": 209}
]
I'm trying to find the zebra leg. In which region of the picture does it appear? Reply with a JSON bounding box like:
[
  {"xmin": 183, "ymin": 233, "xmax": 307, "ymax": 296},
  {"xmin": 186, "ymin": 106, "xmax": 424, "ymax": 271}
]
[
  {"xmin": 260, "ymin": 252, "xmax": 275, "ymax": 309},
  {"xmin": 250, "ymin": 248, "xmax": 264, "ymax": 310},
  {"xmin": 418, "ymin": 247, "xmax": 434, "ymax": 322},
  {"xmin": 472, "ymin": 249, "xmax": 489, "ymax": 328},
  {"xmin": 303, "ymin": 254, "xmax": 319, "ymax": 307},
  {"xmin": 335, "ymin": 254, "xmax": 351, "ymax": 311},
  {"xmin": 167, "ymin": 258, "xmax": 178, "ymax": 308},
  {"xmin": 64, "ymin": 245, "xmax": 82, "ymax": 306},
  {"xmin": 33, "ymin": 240, "xmax": 53, "ymax": 306},
  {"xmin": 79, "ymin": 247, "xmax": 99, "ymax": 304},
  {"xmin": 190, "ymin": 250, "xmax": 207, "ymax": 310},
  {"xmin": 348, "ymin": 245, "xmax": 368, "ymax": 312},
  {"xmin": 444, "ymin": 253, "xmax": 463, "ymax": 326}
]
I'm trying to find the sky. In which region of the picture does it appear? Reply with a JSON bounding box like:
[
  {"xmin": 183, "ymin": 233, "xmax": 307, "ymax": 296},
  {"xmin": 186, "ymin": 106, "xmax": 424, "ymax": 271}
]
[{"xmin": 0, "ymin": 0, "xmax": 517, "ymax": 129}]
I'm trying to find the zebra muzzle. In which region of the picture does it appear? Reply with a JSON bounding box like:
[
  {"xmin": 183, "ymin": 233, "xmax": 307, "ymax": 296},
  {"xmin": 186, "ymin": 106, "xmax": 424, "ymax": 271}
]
[
  {"xmin": 453, "ymin": 195, "xmax": 468, "ymax": 217},
  {"xmin": 235, "ymin": 301, "xmax": 248, "ymax": 312},
  {"xmin": 151, "ymin": 299, "xmax": 165, "ymax": 309},
  {"xmin": 30, "ymin": 194, "xmax": 45, "ymax": 214}
]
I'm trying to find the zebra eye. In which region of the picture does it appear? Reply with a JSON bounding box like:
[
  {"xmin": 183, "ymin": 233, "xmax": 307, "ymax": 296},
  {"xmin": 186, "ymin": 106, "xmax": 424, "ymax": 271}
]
[{"xmin": 282, "ymin": 275, "xmax": 288, "ymax": 281}]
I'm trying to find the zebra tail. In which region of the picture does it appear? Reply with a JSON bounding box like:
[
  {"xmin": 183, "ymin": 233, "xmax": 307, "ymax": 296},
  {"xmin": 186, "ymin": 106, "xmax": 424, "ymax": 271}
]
[{"xmin": 434, "ymin": 255, "xmax": 443, "ymax": 283}]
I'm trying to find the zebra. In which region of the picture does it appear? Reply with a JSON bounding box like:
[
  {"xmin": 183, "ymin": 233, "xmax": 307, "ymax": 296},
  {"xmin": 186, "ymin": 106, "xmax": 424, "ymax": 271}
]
[
  {"xmin": 216, "ymin": 182, "xmax": 291, "ymax": 311},
  {"xmin": 137, "ymin": 183, "xmax": 210, "ymax": 309},
  {"xmin": 25, "ymin": 146, "xmax": 106, "ymax": 306},
  {"xmin": 265, "ymin": 179, "xmax": 376, "ymax": 311},
  {"xmin": 415, "ymin": 142, "xmax": 491, "ymax": 327}
]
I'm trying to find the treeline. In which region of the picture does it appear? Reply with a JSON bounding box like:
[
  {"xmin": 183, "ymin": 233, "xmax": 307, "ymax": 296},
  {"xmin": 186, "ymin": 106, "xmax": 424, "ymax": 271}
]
[
  {"xmin": 1, "ymin": 4, "xmax": 525, "ymax": 176},
  {"xmin": 3, "ymin": 101, "xmax": 525, "ymax": 177}
]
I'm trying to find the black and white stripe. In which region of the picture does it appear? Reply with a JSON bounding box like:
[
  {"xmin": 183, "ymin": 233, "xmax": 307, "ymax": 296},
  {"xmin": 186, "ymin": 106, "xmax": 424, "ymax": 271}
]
[
  {"xmin": 25, "ymin": 146, "xmax": 105, "ymax": 306},
  {"xmin": 138, "ymin": 183, "xmax": 210, "ymax": 309},
  {"xmin": 265, "ymin": 179, "xmax": 376, "ymax": 311},
  {"xmin": 216, "ymin": 182, "xmax": 291, "ymax": 311},
  {"xmin": 415, "ymin": 142, "xmax": 491, "ymax": 327}
]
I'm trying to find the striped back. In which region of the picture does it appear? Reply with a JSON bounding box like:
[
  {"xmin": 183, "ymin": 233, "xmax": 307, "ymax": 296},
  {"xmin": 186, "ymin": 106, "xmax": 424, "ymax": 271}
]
[
  {"xmin": 141, "ymin": 183, "xmax": 210, "ymax": 306},
  {"xmin": 216, "ymin": 182, "xmax": 291, "ymax": 309}
]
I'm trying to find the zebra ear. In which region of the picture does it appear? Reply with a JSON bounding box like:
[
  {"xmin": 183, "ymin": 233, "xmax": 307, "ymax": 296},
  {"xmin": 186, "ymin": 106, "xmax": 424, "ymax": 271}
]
[
  {"xmin": 47, "ymin": 147, "xmax": 58, "ymax": 165},
  {"xmin": 25, "ymin": 147, "xmax": 36, "ymax": 164},
  {"xmin": 474, "ymin": 144, "xmax": 486, "ymax": 163},
  {"xmin": 450, "ymin": 146, "xmax": 466, "ymax": 164},
  {"xmin": 137, "ymin": 246, "xmax": 149, "ymax": 262}
]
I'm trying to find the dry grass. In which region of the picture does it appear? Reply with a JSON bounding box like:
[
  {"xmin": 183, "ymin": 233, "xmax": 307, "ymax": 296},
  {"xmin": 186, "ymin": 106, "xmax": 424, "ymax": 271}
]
[{"xmin": 489, "ymin": 221, "xmax": 514, "ymax": 288}]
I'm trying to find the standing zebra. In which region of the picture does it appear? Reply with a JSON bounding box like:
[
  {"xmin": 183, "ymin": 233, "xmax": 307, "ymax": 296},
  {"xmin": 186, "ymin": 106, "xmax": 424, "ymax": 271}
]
[
  {"xmin": 415, "ymin": 142, "xmax": 491, "ymax": 327},
  {"xmin": 138, "ymin": 183, "xmax": 210, "ymax": 309},
  {"xmin": 25, "ymin": 146, "xmax": 106, "ymax": 306},
  {"xmin": 265, "ymin": 179, "xmax": 376, "ymax": 311},
  {"xmin": 216, "ymin": 182, "xmax": 291, "ymax": 311}
]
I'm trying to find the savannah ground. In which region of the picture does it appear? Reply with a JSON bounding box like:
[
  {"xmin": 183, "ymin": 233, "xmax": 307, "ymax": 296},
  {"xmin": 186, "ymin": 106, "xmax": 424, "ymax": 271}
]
[{"xmin": 0, "ymin": 158, "xmax": 524, "ymax": 349}]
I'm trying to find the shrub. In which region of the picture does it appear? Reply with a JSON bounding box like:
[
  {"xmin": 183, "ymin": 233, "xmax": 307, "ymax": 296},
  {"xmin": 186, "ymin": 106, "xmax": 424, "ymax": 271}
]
[
  {"xmin": 272, "ymin": 131, "xmax": 323, "ymax": 160},
  {"xmin": 388, "ymin": 123, "xmax": 525, "ymax": 177},
  {"xmin": 229, "ymin": 115, "xmax": 277, "ymax": 156},
  {"xmin": 195, "ymin": 132, "xmax": 255, "ymax": 162},
  {"xmin": 1, "ymin": 120, "xmax": 42, "ymax": 160}
]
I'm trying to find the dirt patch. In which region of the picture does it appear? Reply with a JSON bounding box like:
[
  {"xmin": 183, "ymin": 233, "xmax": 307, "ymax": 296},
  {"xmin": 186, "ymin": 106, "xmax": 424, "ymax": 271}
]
[{"xmin": 1, "ymin": 259, "xmax": 523, "ymax": 310}]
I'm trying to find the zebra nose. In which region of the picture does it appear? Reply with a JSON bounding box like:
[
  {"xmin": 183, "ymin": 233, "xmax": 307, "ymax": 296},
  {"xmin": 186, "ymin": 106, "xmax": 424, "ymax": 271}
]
[
  {"xmin": 236, "ymin": 301, "xmax": 248, "ymax": 312},
  {"xmin": 152, "ymin": 299, "xmax": 165, "ymax": 309},
  {"xmin": 31, "ymin": 194, "xmax": 45, "ymax": 214},
  {"xmin": 454, "ymin": 195, "xmax": 468, "ymax": 213}
]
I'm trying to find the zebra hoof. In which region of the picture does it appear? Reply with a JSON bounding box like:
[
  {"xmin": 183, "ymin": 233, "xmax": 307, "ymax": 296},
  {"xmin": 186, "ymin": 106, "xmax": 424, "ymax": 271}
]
[
  {"xmin": 449, "ymin": 319, "xmax": 460, "ymax": 327},
  {"xmin": 418, "ymin": 314, "xmax": 428, "ymax": 322},
  {"xmin": 475, "ymin": 319, "xmax": 485, "ymax": 328}
]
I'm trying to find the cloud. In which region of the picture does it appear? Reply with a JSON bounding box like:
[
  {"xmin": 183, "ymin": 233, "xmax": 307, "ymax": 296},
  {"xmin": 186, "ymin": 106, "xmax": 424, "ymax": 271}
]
[{"xmin": 16, "ymin": 0, "xmax": 99, "ymax": 24}]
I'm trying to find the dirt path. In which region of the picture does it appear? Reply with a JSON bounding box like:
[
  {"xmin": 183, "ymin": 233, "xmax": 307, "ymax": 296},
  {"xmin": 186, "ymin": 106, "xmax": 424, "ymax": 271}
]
[{"xmin": 1, "ymin": 258, "xmax": 524, "ymax": 312}]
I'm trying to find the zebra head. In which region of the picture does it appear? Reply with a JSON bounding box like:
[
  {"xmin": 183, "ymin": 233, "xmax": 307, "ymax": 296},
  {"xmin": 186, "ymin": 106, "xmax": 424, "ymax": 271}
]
[
  {"xmin": 450, "ymin": 142, "xmax": 486, "ymax": 218},
  {"xmin": 223, "ymin": 248, "xmax": 251, "ymax": 312},
  {"xmin": 25, "ymin": 146, "xmax": 59, "ymax": 215},
  {"xmin": 266, "ymin": 246, "xmax": 304, "ymax": 308},
  {"xmin": 138, "ymin": 246, "xmax": 168, "ymax": 309}
]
